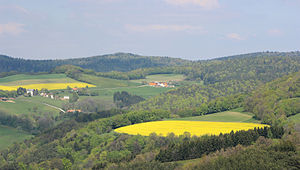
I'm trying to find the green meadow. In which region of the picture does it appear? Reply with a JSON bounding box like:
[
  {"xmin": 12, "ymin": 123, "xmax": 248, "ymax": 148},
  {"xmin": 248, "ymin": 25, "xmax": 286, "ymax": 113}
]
[
  {"xmin": 0, "ymin": 125, "xmax": 32, "ymax": 150},
  {"xmin": 169, "ymin": 109, "xmax": 259, "ymax": 123}
]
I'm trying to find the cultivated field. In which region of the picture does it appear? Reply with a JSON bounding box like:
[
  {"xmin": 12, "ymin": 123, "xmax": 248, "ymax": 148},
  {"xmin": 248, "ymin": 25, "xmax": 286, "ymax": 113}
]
[
  {"xmin": 0, "ymin": 125, "xmax": 32, "ymax": 150},
  {"xmin": 170, "ymin": 110, "xmax": 259, "ymax": 123},
  {"xmin": 0, "ymin": 74, "xmax": 68, "ymax": 83},
  {"xmin": 115, "ymin": 120, "xmax": 268, "ymax": 137},
  {"xmin": 0, "ymin": 74, "xmax": 95, "ymax": 91}
]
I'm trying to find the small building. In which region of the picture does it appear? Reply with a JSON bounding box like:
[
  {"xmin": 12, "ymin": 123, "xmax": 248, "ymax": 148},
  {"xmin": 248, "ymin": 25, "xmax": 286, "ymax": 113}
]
[
  {"xmin": 66, "ymin": 109, "xmax": 82, "ymax": 113},
  {"xmin": 149, "ymin": 82, "xmax": 158, "ymax": 86},
  {"xmin": 26, "ymin": 89, "xmax": 34, "ymax": 96},
  {"xmin": 63, "ymin": 96, "xmax": 70, "ymax": 100}
]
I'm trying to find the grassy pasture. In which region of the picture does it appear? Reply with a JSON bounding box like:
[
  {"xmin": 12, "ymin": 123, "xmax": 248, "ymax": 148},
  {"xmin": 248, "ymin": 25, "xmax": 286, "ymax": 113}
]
[
  {"xmin": 0, "ymin": 97, "xmax": 61, "ymax": 116},
  {"xmin": 0, "ymin": 74, "xmax": 67, "ymax": 83},
  {"xmin": 0, "ymin": 125, "xmax": 32, "ymax": 150},
  {"xmin": 170, "ymin": 110, "xmax": 259, "ymax": 123},
  {"xmin": 115, "ymin": 120, "xmax": 268, "ymax": 137},
  {"xmin": 130, "ymin": 74, "xmax": 185, "ymax": 84},
  {"xmin": 23, "ymin": 96, "xmax": 67, "ymax": 108}
]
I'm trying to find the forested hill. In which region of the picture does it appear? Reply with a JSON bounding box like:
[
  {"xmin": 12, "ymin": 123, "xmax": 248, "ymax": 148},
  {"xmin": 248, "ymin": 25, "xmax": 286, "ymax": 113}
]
[
  {"xmin": 0, "ymin": 53, "xmax": 189, "ymax": 73},
  {"xmin": 244, "ymin": 71, "xmax": 300, "ymax": 124},
  {"xmin": 215, "ymin": 51, "xmax": 300, "ymax": 60},
  {"xmin": 131, "ymin": 52, "xmax": 300, "ymax": 114}
]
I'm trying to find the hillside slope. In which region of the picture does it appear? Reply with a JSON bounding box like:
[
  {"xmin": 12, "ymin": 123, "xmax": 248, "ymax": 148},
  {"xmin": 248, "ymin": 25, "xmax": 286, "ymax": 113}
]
[
  {"xmin": 0, "ymin": 53, "xmax": 189, "ymax": 73},
  {"xmin": 244, "ymin": 71, "xmax": 300, "ymax": 124}
]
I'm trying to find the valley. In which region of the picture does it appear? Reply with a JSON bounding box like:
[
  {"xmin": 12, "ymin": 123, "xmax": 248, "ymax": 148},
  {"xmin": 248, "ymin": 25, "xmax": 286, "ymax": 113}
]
[{"xmin": 0, "ymin": 52, "xmax": 299, "ymax": 169}]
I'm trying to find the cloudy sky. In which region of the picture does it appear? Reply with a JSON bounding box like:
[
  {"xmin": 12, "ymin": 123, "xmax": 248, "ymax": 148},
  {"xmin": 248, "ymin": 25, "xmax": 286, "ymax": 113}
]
[{"xmin": 0, "ymin": 0, "xmax": 299, "ymax": 60}]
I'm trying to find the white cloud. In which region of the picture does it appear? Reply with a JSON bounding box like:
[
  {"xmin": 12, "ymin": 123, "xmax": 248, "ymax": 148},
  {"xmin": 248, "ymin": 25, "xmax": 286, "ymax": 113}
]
[
  {"xmin": 0, "ymin": 23, "xmax": 25, "ymax": 36},
  {"xmin": 164, "ymin": 0, "xmax": 220, "ymax": 9},
  {"xmin": 125, "ymin": 24, "xmax": 203, "ymax": 32},
  {"xmin": 268, "ymin": 29, "xmax": 282, "ymax": 36},
  {"xmin": 226, "ymin": 33, "xmax": 244, "ymax": 41}
]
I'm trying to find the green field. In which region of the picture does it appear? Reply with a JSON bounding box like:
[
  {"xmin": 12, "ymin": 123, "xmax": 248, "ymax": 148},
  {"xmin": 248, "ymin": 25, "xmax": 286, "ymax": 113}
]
[
  {"xmin": 169, "ymin": 109, "xmax": 259, "ymax": 123},
  {"xmin": 0, "ymin": 74, "xmax": 67, "ymax": 83},
  {"xmin": 130, "ymin": 74, "xmax": 185, "ymax": 84},
  {"xmin": 22, "ymin": 96, "xmax": 68, "ymax": 109},
  {"xmin": 0, "ymin": 125, "xmax": 32, "ymax": 150},
  {"xmin": 0, "ymin": 97, "xmax": 61, "ymax": 116}
]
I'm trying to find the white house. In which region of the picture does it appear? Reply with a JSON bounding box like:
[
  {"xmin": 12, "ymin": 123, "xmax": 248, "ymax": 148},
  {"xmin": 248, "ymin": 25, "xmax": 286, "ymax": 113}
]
[
  {"xmin": 63, "ymin": 96, "xmax": 70, "ymax": 100},
  {"xmin": 27, "ymin": 89, "xmax": 34, "ymax": 96}
]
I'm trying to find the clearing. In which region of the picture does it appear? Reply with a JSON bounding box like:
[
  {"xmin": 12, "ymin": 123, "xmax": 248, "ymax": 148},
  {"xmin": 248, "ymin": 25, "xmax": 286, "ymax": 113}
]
[{"xmin": 169, "ymin": 109, "xmax": 259, "ymax": 123}]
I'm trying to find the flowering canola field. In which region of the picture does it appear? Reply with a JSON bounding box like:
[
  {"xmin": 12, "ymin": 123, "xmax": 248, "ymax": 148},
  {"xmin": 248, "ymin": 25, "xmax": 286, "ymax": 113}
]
[
  {"xmin": 0, "ymin": 83, "xmax": 96, "ymax": 91},
  {"xmin": 115, "ymin": 120, "xmax": 269, "ymax": 137}
]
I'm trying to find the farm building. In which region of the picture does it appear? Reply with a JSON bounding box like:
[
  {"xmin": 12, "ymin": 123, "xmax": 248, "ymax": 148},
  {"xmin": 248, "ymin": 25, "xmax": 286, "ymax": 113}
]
[
  {"xmin": 66, "ymin": 109, "xmax": 82, "ymax": 113},
  {"xmin": 26, "ymin": 89, "xmax": 34, "ymax": 96},
  {"xmin": 148, "ymin": 81, "xmax": 172, "ymax": 87}
]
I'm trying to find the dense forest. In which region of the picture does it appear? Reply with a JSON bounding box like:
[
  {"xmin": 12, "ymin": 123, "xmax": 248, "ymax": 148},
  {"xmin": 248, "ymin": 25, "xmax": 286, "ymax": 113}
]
[
  {"xmin": 97, "ymin": 51, "xmax": 300, "ymax": 82},
  {"xmin": 244, "ymin": 71, "xmax": 300, "ymax": 124},
  {"xmin": 0, "ymin": 53, "xmax": 189, "ymax": 73}
]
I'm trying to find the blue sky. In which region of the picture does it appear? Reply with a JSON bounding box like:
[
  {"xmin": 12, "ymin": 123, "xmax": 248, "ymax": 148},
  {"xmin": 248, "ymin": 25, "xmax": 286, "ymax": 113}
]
[{"xmin": 0, "ymin": 0, "xmax": 299, "ymax": 60}]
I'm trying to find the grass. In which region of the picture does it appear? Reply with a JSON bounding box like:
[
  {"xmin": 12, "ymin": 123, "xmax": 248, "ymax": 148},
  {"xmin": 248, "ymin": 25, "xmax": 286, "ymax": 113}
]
[
  {"xmin": 130, "ymin": 74, "xmax": 185, "ymax": 84},
  {"xmin": 115, "ymin": 120, "xmax": 268, "ymax": 137},
  {"xmin": 0, "ymin": 74, "xmax": 67, "ymax": 83},
  {"xmin": 0, "ymin": 97, "xmax": 61, "ymax": 116},
  {"xmin": 169, "ymin": 108, "xmax": 260, "ymax": 123},
  {"xmin": 0, "ymin": 125, "xmax": 32, "ymax": 150},
  {"xmin": 23, "ymin": 96, "xmax": 68, "ymax": 108}
]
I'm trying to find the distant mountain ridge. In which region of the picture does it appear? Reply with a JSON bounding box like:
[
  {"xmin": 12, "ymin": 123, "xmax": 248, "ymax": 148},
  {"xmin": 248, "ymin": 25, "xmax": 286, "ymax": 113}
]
[
  {"xmin": 0, "ymin": 53, "xmax": 190, "ymax": 73},
  {"xmin": 1, "ymin": 51, "xmax": 300, "ymax": 73}
]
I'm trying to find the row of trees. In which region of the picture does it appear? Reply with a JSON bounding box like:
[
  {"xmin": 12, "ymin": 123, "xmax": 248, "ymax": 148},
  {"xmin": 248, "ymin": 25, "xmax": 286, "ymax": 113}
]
[{"xmin": 156, "ymin": 126, "xmax": 284, "ymax": 162}]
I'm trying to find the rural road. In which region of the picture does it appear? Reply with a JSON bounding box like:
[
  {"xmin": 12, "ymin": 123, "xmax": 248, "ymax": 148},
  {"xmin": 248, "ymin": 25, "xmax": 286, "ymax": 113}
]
[{"xmin": 42, "ymin": 102, "xmax": 66, "ymax": 113}]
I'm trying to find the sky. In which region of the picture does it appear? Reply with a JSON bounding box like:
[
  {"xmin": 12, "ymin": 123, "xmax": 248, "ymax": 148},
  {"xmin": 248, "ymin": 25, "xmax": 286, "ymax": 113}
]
[{"xmin": 0, "ymin": 0, "xmax": 299, "ymax": 60}]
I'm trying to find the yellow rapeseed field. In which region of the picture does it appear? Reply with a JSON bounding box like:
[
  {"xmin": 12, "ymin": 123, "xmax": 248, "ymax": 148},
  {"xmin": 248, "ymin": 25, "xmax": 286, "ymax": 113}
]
[
  {"xmin": 0, "ymin": 83, "xmax": 96, "ymax": 91},
  {"xmin": 114, "ymin": 120, "xmax": 269, "ymax": 137}
]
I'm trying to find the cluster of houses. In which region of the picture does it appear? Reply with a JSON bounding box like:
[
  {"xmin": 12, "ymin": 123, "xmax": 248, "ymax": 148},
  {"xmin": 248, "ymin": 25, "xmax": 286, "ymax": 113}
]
[
  {"xmin": 40, "ymin": 92, "xmax": 70, "ymax": 101},
  {"xmin": 148, "ymin": 81, "xmax": 174, "ymax": 88}
]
